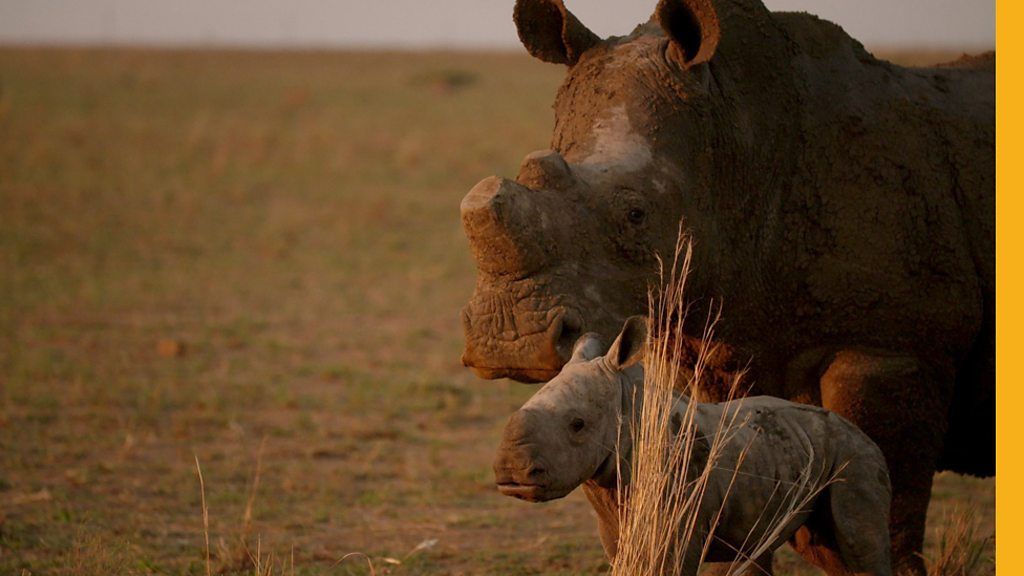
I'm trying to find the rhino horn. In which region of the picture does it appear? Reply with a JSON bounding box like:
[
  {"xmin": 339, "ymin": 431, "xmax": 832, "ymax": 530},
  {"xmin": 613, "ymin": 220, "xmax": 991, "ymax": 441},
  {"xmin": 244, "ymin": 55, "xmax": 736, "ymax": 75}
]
[
  {"xmin": 461, "ymin": 177, "xmax": 549, "ymax": 276},
  {"xmin": 516, "ymin": 149, "xmax": 576, "ymax": 191}
]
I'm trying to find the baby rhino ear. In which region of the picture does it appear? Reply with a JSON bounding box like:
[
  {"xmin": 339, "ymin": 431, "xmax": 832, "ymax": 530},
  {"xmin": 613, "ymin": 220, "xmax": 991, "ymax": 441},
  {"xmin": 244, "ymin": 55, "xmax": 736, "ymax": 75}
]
[
  {"xmin": 571, "ymin": 333, "xmax": 605, "ymax": 363},
  {"xmin": 607, "ymin": 316, "xmax": 648, "ymax": 370}
]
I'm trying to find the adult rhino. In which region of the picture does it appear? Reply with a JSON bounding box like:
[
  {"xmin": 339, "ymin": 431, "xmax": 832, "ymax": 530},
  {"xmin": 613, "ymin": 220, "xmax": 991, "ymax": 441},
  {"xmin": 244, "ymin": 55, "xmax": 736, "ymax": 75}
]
[{"xmin": 459, "ymin": 0, "xmax": 993, "ymax": 574}]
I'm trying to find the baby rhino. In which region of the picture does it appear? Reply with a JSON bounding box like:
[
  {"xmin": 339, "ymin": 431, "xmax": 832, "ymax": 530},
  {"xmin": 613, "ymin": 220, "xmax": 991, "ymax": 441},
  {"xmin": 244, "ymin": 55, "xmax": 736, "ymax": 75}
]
[{"xmin": 494, "ymin": 317, "xmax": 892, "ymax": 576}]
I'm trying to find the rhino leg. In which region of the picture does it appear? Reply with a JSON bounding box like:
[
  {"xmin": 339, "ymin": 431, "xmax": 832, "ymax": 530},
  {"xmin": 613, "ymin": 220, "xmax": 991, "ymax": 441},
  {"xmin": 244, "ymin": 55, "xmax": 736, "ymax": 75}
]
[
  {"xmin": 818, "ymin": 350, "xmax": 953, "ymax": 576},
  {"xmin": 823, "ymin": 471, "xmax": 893, "ymax": 575}
]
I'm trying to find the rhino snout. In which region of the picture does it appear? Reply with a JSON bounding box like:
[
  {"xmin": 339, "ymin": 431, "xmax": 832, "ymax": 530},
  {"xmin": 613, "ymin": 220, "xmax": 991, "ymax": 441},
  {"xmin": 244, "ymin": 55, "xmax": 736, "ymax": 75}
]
[
  {"xmin": 461, "ymin": 303, "xmax": 582, "ymax": 383},
  {"xmin": 494, "ymin": 410, "xmax": 554, "ymax": 501},
  {"xmin": 494, "ymin": 450, "xmax": 550, "ymax": 501},
  {"xmin": 493, "ymin": 459, "xmax": 547, "ymax": 482}
]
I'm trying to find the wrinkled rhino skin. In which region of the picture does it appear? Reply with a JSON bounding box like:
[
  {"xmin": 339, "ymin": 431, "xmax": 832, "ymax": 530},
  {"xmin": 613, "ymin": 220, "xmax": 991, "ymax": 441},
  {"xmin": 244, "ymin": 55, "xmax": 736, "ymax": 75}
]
[
  {"xmin": 461, "ymin": 1, "xmax": 993, "ymax": 574},
  {"xmin": 494, "ymin": 318, "xmax": 894, "ymax": 576}
]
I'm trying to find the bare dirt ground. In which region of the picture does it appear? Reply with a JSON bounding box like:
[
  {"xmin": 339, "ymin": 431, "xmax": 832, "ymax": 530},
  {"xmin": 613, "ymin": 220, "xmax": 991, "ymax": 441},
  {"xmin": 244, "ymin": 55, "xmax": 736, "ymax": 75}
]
[{"xmin": 0, "ymin": 47, "xmax": 993, "ymax": 575}]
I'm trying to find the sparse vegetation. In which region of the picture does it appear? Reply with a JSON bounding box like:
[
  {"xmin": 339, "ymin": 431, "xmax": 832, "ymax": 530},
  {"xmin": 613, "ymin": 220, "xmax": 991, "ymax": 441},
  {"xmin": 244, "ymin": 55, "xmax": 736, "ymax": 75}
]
[
  {"xmin": 924, "ymin": 508, "xmax": 993, "ymax": 576},
  {"xmin": 0, "ymin": 47, "xmax": 993, "ymax": 575}
]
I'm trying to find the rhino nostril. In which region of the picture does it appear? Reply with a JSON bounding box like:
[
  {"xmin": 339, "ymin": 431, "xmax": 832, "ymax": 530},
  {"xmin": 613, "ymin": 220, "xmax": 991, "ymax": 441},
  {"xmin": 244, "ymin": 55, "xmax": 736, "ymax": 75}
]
[{"xmin": 527, "ymin": 466, "xmax": 546, "ymax": 479}]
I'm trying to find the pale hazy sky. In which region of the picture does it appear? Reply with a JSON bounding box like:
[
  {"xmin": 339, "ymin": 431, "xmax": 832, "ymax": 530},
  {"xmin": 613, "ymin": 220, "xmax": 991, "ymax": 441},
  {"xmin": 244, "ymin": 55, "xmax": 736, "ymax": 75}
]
[{"xmin": 0, "ymin": 1, "xmax": 995, "ymax": 49}]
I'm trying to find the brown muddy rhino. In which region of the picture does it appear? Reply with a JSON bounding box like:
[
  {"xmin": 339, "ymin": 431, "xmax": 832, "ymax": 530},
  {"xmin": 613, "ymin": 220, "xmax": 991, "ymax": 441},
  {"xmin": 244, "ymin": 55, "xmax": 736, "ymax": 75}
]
[{"xmin": 459, "ymin": 0, "xmax": 994, "ymax": 574}]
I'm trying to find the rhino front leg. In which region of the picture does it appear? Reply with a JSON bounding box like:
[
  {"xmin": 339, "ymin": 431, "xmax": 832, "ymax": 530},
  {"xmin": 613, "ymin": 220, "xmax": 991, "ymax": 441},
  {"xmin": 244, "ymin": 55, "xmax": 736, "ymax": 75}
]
[{"xmin": 818, "ymin": 349, "xmax": 953, "ymax": 576}]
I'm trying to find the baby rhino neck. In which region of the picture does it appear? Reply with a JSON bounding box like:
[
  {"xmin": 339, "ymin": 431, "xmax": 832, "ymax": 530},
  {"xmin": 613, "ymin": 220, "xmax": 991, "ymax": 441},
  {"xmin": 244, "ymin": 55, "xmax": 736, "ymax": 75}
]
[
  {"xmin": 578, "ymin": 382, "xmax": 703, "ymax": 561},
  {"xmin": 582, "ymin": 480, "xmax": 623, "ymax": 559}
]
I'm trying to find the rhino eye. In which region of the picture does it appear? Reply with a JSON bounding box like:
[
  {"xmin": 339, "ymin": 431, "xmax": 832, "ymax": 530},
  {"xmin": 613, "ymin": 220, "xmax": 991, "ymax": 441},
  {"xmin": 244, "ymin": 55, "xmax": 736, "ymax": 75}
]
[
  {"xmin": 628, "ymin": 207, "xmax": 646, "ymax": 225},
  {"xmin": 570, "ymin": 417, "xmax": 586, "ymax": 433}
]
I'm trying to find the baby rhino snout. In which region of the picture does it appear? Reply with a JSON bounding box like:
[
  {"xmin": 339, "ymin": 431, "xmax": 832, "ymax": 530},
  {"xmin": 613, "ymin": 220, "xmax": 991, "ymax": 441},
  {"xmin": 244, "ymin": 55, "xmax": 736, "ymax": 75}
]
[
  {"xmin": 493, "ymin": 452, "xmax": 548, "ymax": 485},
  {"xmin": 494, "ymin": 410, "xmax": 550, "ymax": 501}
]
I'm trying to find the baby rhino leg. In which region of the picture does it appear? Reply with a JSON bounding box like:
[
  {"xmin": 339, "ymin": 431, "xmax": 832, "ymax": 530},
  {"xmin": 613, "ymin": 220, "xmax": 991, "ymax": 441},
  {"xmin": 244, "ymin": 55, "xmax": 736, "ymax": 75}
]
[
  {"xmin": 827, "ymin": 473, "xmax": 893, "ymax": 576},
  {"xmin": 818, "ymin": 350, "xmax": 950, "ymax": 575}
]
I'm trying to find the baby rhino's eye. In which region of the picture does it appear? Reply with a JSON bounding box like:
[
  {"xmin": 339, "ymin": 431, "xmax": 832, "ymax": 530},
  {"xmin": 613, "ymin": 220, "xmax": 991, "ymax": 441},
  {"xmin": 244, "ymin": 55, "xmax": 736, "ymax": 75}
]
[{"xmin": 570, "ymin": 417, "xmax": 586, "ymax": 433}]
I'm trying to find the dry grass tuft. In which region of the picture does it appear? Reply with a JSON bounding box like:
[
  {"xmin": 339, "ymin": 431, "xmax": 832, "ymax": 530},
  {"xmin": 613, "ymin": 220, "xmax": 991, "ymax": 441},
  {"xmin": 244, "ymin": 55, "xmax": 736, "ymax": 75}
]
[
  {"xmin": 611, "ymin": 233, "xmax": 835, "ymax": 575},
  {"xmin": 334, "ymin": 552, "xmax": 379, "ymax": 575},
  {"xmin": 191, "ymin": 446, "xmax": 401, "ymax": 576},
  {"xmin": 924, "ymin": 508, "xmax": 992, "ymax": 576},
  {"xmin": 195, "ymin": 454, "xmax": 212, "ymax": 576},
  {"xmin": 242, "ymin": 436, "xmax": 268, "ymax": 538}
]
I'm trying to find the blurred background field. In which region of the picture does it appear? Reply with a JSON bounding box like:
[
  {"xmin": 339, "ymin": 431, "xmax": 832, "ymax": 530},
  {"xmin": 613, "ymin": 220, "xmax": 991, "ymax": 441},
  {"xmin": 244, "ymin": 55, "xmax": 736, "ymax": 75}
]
[{"xmin": 0, "ymin": 47, "xmax": 993, "ymax": 575}]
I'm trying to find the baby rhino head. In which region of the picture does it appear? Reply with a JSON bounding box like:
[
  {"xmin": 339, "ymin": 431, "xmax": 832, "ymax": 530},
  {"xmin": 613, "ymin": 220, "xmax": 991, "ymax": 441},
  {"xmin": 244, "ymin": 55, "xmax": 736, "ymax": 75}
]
[{"xmin": 493, "ymin": 317, "xmax": 647, "ymax": 502}]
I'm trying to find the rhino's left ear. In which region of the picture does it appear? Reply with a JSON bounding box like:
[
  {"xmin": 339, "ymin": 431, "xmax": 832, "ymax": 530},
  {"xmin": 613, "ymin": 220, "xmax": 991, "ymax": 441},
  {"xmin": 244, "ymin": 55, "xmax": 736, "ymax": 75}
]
[
  {"xmin": 514, "ymin": 0, "xmax": 601, "ymax": 66},
  {"xmin": 655, "ymin": 0, "xmax": 720, "ymax": 69},
  {"xmin": 606, "ymin": 316, "xmax": 648, "ymax": 371}
]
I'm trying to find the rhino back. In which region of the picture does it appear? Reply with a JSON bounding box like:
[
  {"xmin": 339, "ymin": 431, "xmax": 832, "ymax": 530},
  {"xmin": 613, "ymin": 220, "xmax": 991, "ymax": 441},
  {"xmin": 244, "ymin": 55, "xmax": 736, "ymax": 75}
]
[
  {"xmin": 734, "ymin": 11, "xmax": 995, "ymax": 366},
  {"xmin": 729, "ymin": 11, "xmax": 994, "ymax": 475},
  {"xmin": 691, "ymin": 395, "xmax": 888, "ymax": 554}
]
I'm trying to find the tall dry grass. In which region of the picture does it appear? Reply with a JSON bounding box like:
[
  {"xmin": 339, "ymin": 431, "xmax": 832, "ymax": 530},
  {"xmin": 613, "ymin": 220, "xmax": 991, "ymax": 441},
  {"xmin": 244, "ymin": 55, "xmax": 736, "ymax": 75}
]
[
  {"xmin": 924, "ymin": 508, "xmax": 993, "ymax": 576},
  {"xmin": 195, "ymin": 455, "xmax": 212, "ymax": 576},
  {"xmin": 611, "ymin": 234, "xmax": 835, "ymax": 576}
]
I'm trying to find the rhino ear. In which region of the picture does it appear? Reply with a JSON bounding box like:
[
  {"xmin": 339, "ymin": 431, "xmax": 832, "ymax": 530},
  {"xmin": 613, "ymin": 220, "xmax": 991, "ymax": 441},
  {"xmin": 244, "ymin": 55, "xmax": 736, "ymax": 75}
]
[
  {"xmin": 606, "ymin": 316, "xmax": 648, "ymax": 371},
  {"xmin": 571, "ymin": 333, "xmax": 606, "ymax": 363},
  {"xmin": 655, "ymin": 0, "xmax": 720, "ymax": 69},
  {"xmin": 514, "ymin": 0, "xmax": 601, "ymax": 65}
]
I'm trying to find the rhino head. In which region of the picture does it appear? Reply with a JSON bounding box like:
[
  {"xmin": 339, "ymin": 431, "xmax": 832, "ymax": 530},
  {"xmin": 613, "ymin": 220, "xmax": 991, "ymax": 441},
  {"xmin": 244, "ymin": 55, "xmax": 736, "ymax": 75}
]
[
  {"xmin": 494, "ymin": 317, "xmax": 646, "ymax": 502},
  {"xmin": 461, "ymin": 0, "xmax": 728, "ymax": 382}
]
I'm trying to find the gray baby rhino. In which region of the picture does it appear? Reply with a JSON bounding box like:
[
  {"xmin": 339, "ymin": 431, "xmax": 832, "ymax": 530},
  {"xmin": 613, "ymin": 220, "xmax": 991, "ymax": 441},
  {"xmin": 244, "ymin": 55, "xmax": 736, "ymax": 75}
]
[{"xmin": 494, "ymin": 317, "xmax": 892, "ymax": 576}]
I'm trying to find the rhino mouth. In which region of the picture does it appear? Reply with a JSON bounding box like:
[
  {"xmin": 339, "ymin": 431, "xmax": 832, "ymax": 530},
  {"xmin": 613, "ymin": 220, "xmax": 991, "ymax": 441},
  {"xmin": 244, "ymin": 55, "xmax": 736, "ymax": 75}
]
[
  {"xmin": 496, "ymin": 481, "xmax": 546, "ymax": 501},
  {"xmin": 470, "ymin": 366, "xmax": 561, "ymax": 383},
  {"xmin": 496, "ymin": 481, "xmax": 572, "ymax": 502},
  {"xmin": 461, "ymin": 298, "xmax": 584, "ymax": 383}
]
